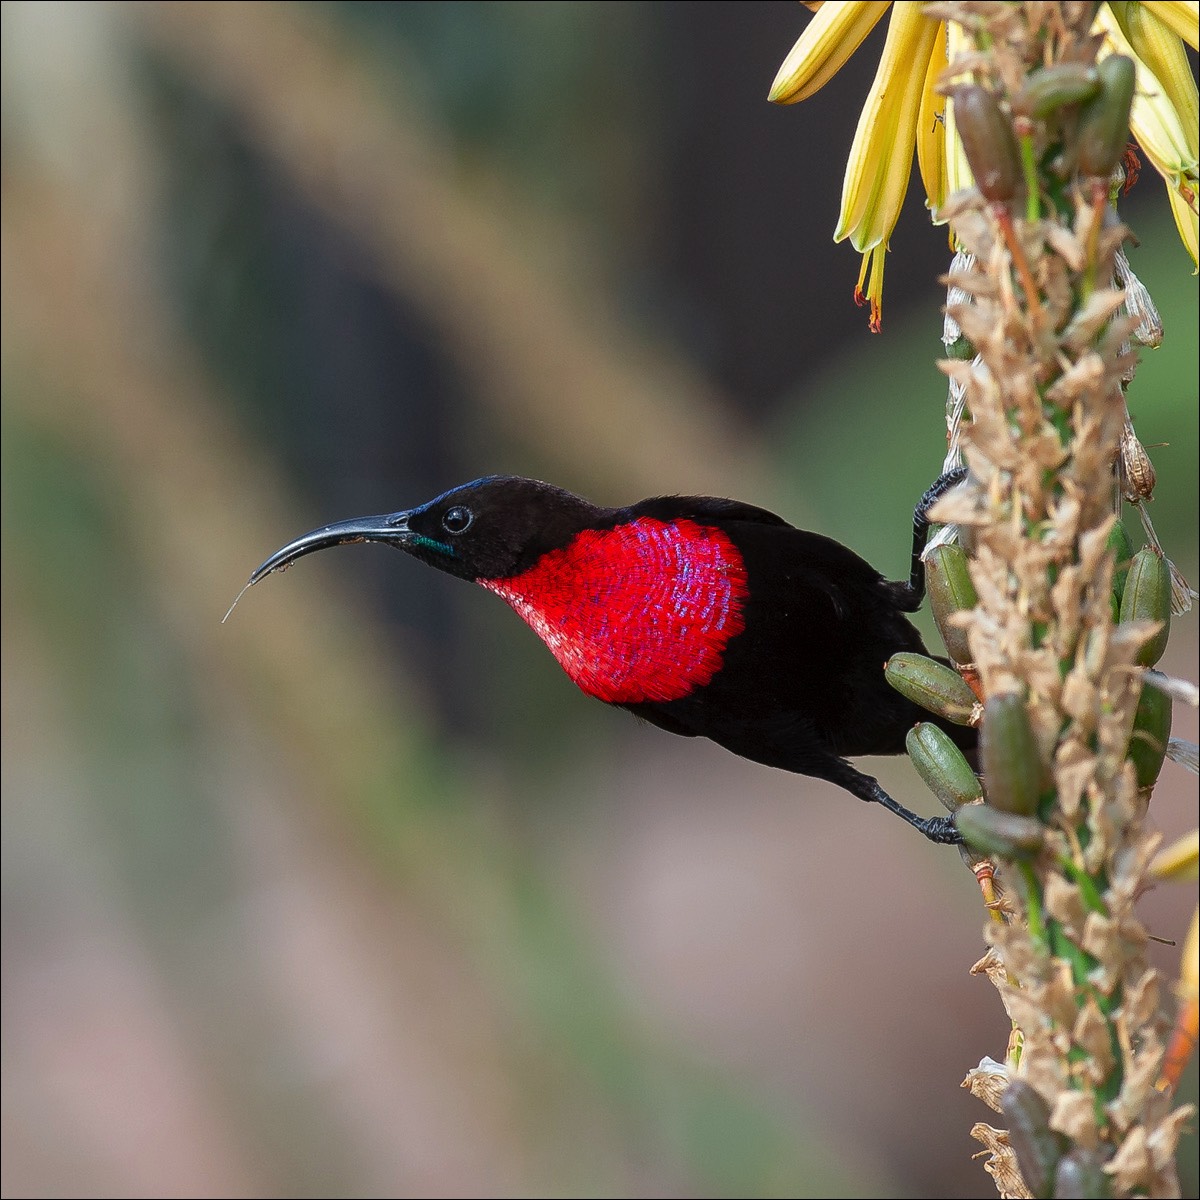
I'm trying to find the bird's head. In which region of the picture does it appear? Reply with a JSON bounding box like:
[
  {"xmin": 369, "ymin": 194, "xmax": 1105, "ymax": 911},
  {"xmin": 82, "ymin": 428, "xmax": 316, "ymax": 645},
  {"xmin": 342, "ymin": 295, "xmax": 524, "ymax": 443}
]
[{"xmin": 240, "ymin": 476, "xmax": 603, "ymax": 592}]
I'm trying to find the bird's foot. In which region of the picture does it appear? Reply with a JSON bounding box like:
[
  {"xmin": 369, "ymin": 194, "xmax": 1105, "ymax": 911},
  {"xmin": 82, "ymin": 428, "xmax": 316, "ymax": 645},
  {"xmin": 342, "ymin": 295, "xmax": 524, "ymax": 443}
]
[{"xmin": 916, "ymin": 813, "xmax": 964, "ymax": 845}]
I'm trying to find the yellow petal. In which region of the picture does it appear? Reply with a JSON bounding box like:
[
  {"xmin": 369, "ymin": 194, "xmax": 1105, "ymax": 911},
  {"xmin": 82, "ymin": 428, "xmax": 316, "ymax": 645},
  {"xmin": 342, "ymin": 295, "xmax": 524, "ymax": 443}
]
[
  {"xmin": 1175, "ymin": 907, "xmax": 1199, "ymax": 1003},
  {"xmin": 1118, "ymin": 1, "xmax": 1200, "ymax": 159},
  {"xmin": 943, "ymin": 19, "xmax": 976, "ymax": 197},
  {"xmin": 769, "ymin": 1, "xmax": 891, "ymax": 105},
  {"xmin": 1151, "ymin": 829, "xmax": 1200, "ymax": 881},
  {"xmin": 835, "ymin": 4, "xmax": 941, "ymax": 249},
  {"xmin": 1167, "ymin": 180, "xmax": 1200, "ymax": 268},
  {"xmin": 1099, "ymin": 4, "xmax": 1199, "ymax": 265},
  {"xmin": 1095, "ymin": 5, "xmax": 1199, "ymax": 180},
  {"xmin": 1159, "ymin": 914, "xmax": 1197, "ymax": 1094},
  {"xmin": 1143, "ymin": 0, "xmax": 1200, "ymax": 50},
  {"xmin": 917, "ymin": 20, "xmax": 950, "ymax": 218}
]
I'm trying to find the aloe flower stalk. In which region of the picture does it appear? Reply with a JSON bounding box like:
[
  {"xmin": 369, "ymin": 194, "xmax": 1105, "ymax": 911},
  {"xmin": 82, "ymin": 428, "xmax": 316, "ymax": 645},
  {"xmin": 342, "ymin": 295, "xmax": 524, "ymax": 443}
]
[{"xmin": 771, "ymin": 2, "xmax": 1199, "ymax": 1194}]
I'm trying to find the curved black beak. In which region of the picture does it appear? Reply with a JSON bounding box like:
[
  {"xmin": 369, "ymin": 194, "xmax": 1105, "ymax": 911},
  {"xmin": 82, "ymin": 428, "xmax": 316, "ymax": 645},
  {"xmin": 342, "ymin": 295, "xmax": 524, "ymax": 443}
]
[
  {"xmin": 248, "ymin": 511, "xmax": 415, "ymax": 584},
  {"xmin": 223, "ymin": 511, "xmax": 414, "ymax": 622}
]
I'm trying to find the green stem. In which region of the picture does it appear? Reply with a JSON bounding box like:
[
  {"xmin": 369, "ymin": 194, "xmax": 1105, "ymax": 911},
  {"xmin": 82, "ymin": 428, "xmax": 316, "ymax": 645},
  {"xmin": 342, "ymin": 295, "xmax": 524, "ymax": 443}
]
[
  {"xmin": 1019, "ymin": 132, "xmax": 1041, "ymax": 223},
  {"xmin": 1059, "ymin": 856, "xmax": 1108, "ymax": 916},
  {"xmin": 1019, "ymin": 862, "xmax": 1047, "ymax": 949}
]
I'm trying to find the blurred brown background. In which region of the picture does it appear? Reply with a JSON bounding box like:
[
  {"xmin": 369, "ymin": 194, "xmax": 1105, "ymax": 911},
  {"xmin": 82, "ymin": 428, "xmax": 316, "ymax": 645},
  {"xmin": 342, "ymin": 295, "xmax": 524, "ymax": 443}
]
[{"xmin": 2, "ymin": 3, "xmax": 1196, "ymax": 1197}]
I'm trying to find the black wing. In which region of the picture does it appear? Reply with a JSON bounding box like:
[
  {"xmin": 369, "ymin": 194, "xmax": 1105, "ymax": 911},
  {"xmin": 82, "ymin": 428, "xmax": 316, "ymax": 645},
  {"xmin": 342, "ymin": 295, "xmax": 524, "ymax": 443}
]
[{"xmin": 625, "ymin": 495, "xmax": 793, "ymax": 529}]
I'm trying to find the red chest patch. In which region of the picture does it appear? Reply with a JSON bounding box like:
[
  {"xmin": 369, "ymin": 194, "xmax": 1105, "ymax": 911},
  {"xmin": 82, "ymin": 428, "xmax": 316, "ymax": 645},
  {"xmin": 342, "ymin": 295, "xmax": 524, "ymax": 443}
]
[{"xmin": 480, "ymin": 518, "xmax": 748, "ymax": 704}]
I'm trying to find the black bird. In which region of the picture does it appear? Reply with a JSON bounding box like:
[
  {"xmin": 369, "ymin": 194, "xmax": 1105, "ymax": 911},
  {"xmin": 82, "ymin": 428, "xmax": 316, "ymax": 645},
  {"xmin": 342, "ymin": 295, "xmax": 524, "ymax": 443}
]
[{"xmin": 235, "ymin": 470, "xmax": 974, "ymax": 843}]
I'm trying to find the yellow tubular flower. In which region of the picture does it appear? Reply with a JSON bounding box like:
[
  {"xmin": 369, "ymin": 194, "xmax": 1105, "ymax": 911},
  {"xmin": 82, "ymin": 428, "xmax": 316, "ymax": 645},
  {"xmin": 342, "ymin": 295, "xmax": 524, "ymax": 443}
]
[
  {"xmin": 1122, "ymin": 2, "xmax": 1200, "ymax": 156},
  {"xmin": 835, "ymin": 5, "xmax": 941, "ymax": 329},
  {"xmin": 1164, "ymin": 905, "xmax": 1199, "ymax": 1081},
  {"xmin": 768, "ymin": 1, "xmax": 891, "ymax": 105},
  {"xmin": 1115, "ymin": 0, "xmax": 1200, "ymax": 267},
  {"xmin": 1151, "ymin": 829, "xmax": 1200, "ymax": 881},
  {"xmin": 1095, "ymin": 6, "xmax": 1199, "ymax": 180},
  {"xmin": 1181, "ymin": 908, "xmax": 1199, "ymax": 1002},
  {"xmin": 1150, "ymin": 830, "xmax": 1199, "ymax": 1093},
  {"xmin": 917, "ymin": 20, "xmax": 950, "ymax": 219},
  {"xmin": 1143, "ymin": 0, "xmax": 1200, "ymax": 49},
  {"xmin": 1159, "ymin": 904, "xmax": 1199, "ymax": 1093},
  {"xmin": 943, "ymin": 20, "xmax": 975, "ymax": 199},
  {"xmin": 1168, "ymin": 185, "xmax": 1200, "ymax": 265}
]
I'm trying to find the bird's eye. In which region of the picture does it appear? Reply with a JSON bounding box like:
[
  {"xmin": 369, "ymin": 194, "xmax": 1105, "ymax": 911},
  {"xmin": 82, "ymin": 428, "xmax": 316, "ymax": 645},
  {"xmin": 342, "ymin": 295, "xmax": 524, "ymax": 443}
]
[{"xmin": 442, "ymin": 505, "xmax": 473, "ymax": 534}]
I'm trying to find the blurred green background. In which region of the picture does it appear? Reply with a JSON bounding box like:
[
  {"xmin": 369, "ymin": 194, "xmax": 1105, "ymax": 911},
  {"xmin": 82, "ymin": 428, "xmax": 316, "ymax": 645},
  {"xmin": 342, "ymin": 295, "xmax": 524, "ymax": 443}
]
[{"xmin": 2, "ymin": 4, "xmax": 1196, "ymax": 1197}]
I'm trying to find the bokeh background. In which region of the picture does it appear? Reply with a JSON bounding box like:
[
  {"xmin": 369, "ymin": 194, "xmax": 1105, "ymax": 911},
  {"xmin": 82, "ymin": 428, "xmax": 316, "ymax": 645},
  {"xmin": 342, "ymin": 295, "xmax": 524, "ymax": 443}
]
[{"xmin": 2, "ymin": 3, "xmax": 1196, "ymax": 1197}]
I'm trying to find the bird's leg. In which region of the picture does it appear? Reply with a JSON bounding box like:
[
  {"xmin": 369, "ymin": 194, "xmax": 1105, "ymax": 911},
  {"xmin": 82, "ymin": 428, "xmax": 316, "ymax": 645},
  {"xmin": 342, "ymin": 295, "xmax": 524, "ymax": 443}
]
[
  {"xmin": 822, "ymin": 758, "xmax": 963, "ymax": 845},
  {"xmin": 898, "ymin": 467, "xmax": 969, "ymax": 611}
]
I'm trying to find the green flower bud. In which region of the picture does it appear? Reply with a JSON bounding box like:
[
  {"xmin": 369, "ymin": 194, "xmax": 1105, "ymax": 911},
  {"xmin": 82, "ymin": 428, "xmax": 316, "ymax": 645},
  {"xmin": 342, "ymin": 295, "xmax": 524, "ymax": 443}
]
[
  {"xmin": 981, "ymin": 692, "xmax": 1044, "ymax": 816},
  {"xmin": 1053, "ymin": 1147, "xmax": 1111, "ymax": 1199},
  {"xmin": 945, "ymin": 333, "xmax": 975, "ymax": 361},
  {"xmin": 1002, "ymin": 1080, "xmax": 1067, "ymax": 1200},
  {"xmin": 1014, "ymin": 63, "xmax": 1101, "ymax": 118},
  {"xmin": 926, "ymin": 543, "xmax": 978, "ymax": 665},
  {"xmin": 906, "ymin": 722, "xmax": 983, "ymax": 812},
  {"xmin": 1119, "ymin": 548, "xmax": 1171, "ymax": 666},
  {"xmin": 948, "ymin": 83, "xmax": 1024, "ymax": 203},
  {"xmin": 1106, "ymin": 521, "xmax": 1134, "ymax": 605},
  {"xmin": 955, "ymin": 803, "xmax": 1045, "ymax": 860},
  {"xmin": 1078, "ymin": 55, "xmax": 1136, "ymax": 179},
  {"xmin": 1128, "ymin": 674, "xmax": 1172, "ymax": 790},
  {"xmin": 885, "ymin": 652, "xmax": 978, "ymax": 725}
]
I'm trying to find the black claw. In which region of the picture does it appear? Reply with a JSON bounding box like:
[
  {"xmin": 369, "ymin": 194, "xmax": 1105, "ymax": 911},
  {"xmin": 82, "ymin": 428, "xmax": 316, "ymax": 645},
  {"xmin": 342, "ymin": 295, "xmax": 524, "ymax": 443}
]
[
  {"xmin": 901, "ymin": 466, "xmax": 970, "ymax": 610},
  {"xmin": 918, "ymin": 814, "xmax": 965, "ymax": 845}
]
